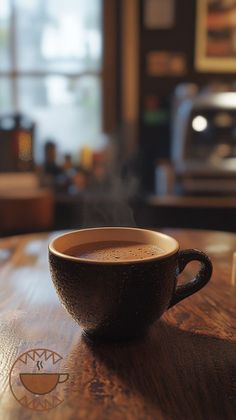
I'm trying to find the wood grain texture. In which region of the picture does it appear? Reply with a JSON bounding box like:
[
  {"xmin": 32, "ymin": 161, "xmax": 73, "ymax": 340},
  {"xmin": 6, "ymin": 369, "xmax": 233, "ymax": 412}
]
[{"xmin": 0, "ymin": 229, "xmax": 235, "ymax": 420}]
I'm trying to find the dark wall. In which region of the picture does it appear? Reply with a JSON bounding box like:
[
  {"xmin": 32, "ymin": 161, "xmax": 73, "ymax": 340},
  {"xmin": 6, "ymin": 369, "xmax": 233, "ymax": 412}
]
[{"xmin": 139, "ymin": 0, "xmax": 236, "ymax": 191}]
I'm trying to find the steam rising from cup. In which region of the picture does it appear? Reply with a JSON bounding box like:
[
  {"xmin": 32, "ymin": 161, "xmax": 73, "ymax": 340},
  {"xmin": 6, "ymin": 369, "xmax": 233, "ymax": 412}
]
[{"xmin": 82, "ymin": 174, "xmax": 138, "ymax": 228}]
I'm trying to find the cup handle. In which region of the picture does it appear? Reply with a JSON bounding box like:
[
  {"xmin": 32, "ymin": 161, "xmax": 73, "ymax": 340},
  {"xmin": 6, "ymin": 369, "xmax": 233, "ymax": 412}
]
[
  {"xmin": 58, "ymin": 373, "xmax": 69, "ymax": 384},
  {"xmin": 168, "ymin": 249, "xmax": 213, "ymax": 308}
]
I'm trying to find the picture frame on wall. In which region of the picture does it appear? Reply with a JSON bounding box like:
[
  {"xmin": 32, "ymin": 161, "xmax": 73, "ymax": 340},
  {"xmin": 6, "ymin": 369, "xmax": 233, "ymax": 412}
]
[
  {"xmin": 144, "ymin": 0, "xmax": 175, "ymax": 29},
  {"xmin": 146, "ymin": 51, "xmax": 187, "ymax": 76},
  {"xmin": 195, "ymin": 0, "xmax": 236, "ymax": 72}
]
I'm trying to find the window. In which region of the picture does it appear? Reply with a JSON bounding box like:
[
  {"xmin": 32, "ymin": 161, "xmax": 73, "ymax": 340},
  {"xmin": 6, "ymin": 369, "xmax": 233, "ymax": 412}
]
[{"xmin": 0, "ymin": 0, "xmax": 103, "ymax": 161}]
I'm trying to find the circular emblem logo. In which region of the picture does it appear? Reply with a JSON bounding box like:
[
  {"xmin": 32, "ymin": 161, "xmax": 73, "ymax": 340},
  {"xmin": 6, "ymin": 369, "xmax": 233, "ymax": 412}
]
[{"xmin": 9, "ymin": 348, "xmax": 69, "ymax": 411}]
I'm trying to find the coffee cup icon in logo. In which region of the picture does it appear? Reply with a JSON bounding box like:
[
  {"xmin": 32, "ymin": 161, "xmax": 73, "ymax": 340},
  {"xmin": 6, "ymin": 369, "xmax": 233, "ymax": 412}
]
[
  {"xmin": 10, "ymin": 349, "xmax": 69, "ymax": 411},
  {"xmin": 20, "ymin": 373, "xmax": 69, "ymax": 395}
]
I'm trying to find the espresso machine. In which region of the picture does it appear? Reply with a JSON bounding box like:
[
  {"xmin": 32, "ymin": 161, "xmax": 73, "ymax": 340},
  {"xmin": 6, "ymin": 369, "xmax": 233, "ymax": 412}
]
[{"xmin": 172, "ymin": 91, "xmax": 236, "ymax": 195}]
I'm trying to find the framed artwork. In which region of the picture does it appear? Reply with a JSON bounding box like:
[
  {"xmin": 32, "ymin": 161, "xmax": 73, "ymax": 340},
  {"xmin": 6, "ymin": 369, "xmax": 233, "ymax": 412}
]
[
  {"xmin": 195, "ymin": 0, "xmax": 236, "ymax": 72},
  {"xmin": 144, "ymin": 0, "xmax": 175, "ymax": 29},
  {"xmin": 146, "ymin": 51, "xmax": 187, "ymax": 76}
]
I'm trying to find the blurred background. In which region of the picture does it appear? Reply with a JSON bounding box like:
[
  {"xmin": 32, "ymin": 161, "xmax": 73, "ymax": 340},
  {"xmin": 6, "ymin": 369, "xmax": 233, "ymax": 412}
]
[{"xmin": 2, "ymin": 0, "xmax": 236, "ymax": 235}]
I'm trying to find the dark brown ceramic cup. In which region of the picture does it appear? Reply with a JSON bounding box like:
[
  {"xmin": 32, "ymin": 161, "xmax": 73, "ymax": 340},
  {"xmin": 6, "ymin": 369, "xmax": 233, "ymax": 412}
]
[{"xmin": 49, "ymin": 227, "xmax": 212, "ymax": 341}]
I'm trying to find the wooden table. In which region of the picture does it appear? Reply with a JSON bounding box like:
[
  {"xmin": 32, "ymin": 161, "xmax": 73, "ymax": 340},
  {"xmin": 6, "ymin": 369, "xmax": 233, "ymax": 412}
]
[{"xmin": 0, "ymin": 230, "xmax": 235, "ymax": 420}]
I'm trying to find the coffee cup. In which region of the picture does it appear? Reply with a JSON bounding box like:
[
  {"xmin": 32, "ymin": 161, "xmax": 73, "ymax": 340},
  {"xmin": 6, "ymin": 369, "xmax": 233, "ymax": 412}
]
[
  {"xmin": 20, "ymin": 373, "xmax": 69, "ymax": 395},
  {"xmin": 49, "ymin": 227, "xmax": 212, "ymax": 341}
]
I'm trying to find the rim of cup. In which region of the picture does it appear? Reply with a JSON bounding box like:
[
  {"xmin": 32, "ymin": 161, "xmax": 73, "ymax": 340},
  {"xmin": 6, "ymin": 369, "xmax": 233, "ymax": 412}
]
[{"xmin": 49, "ymin": 227, "xmax": 179, "ymax": 265}]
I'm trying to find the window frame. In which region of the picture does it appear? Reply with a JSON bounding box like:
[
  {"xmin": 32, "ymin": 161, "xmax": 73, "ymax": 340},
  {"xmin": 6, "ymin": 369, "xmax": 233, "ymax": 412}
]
[{"xmin": 0, "ymin": 0, "xmax": 119, "ymax": 135}]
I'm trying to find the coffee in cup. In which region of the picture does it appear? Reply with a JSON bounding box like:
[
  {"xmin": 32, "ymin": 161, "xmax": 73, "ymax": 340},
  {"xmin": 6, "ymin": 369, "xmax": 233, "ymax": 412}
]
[{"xmin": 65, "ymin": 241, "xmax": 165, "ymax": 261}]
